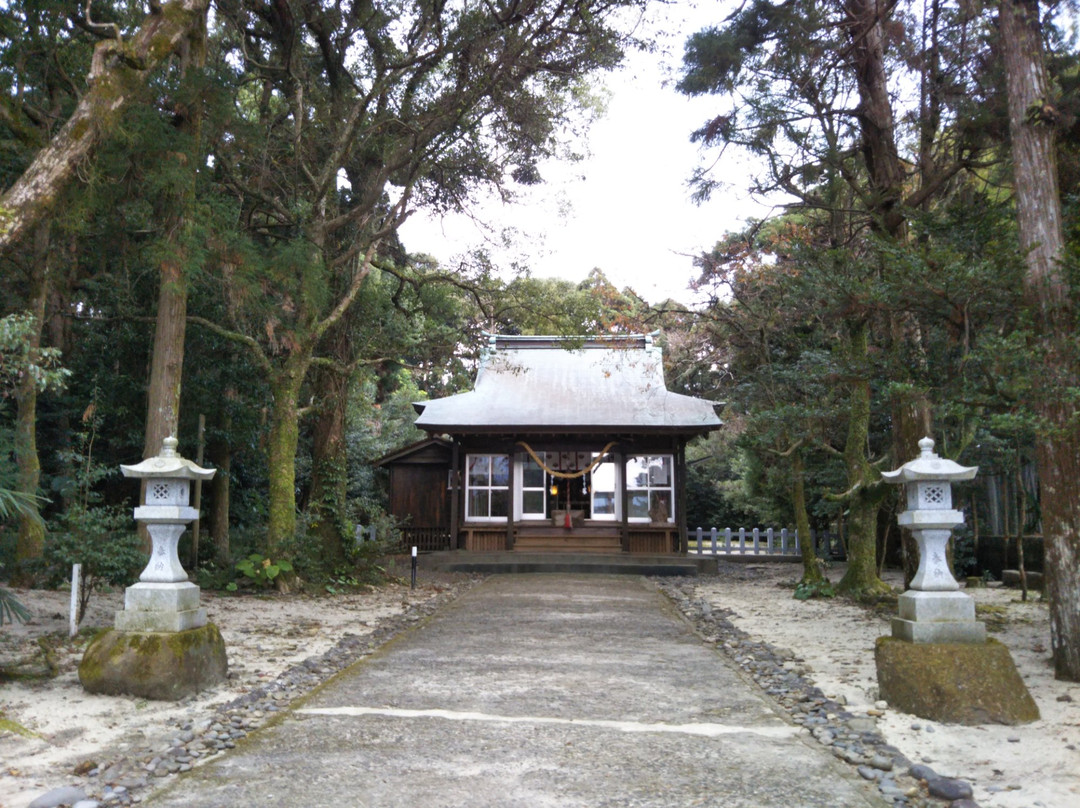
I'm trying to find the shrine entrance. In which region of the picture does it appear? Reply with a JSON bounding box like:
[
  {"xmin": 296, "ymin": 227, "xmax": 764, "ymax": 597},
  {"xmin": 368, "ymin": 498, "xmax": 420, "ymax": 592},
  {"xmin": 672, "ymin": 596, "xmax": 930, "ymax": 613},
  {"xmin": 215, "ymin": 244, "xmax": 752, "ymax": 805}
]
[{"xmin": 380, "ymin": 333, "xmax": 722, "ymax": 554}]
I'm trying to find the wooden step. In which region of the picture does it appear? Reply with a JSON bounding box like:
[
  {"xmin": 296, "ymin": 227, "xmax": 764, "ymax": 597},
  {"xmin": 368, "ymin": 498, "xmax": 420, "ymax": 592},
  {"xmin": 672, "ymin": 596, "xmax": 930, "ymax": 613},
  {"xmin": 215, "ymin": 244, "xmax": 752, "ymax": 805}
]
[{"xmin": 513, "ymin": 534, "xmax": 623, "ymax": 553}]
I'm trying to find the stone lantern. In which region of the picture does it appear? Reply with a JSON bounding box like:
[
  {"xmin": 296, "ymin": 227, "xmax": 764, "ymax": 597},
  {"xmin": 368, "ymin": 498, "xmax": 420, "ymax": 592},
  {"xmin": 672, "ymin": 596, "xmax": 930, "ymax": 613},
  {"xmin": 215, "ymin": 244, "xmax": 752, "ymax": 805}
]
[
  {"xmin": 881, "ymin": 437, "xmax": 984, "ymax": 643},
  {"xmin": 113, "ymin": 436, "xmax": 215, "ymax": 630},
  {"xmin": 875, "ymin": 437, "xmax": 1039, "ymax": 725},
  {"xmin": 79, "ymin": 437, "xmax": 227, "ymax": 700}
]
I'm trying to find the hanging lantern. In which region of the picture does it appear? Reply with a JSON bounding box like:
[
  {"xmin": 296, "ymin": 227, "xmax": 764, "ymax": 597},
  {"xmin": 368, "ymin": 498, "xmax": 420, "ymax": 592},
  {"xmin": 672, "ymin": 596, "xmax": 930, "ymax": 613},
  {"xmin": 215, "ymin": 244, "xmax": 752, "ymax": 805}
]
[{"xmin": 549, "ymin": 477, "xmax": 558, "ymax": 496}]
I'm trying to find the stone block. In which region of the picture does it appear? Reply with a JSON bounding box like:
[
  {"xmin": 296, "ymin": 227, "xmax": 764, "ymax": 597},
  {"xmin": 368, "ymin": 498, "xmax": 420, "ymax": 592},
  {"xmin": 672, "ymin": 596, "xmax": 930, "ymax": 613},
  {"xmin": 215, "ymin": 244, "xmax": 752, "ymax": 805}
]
[
  {"xmin": 79, "ymin": 624, "xmax": 228, "ymax": 701},
  {"xmin": 891, "ymin": 617, "xmax": 986, "ymax": 644},
  {"xmin": 123, "ymin": 581, "xmax": 201, "ymax": 612},
  {"xmin": 898, "ymin": 590, "xmax": 976, "ymax": 622},
  {"xmin": 875, "ymin": 636, "xmax": 1039, "ymax": 725},
  {"xmin": 114, "ymin": 607, "xmax": 207, "ymax": 632}
]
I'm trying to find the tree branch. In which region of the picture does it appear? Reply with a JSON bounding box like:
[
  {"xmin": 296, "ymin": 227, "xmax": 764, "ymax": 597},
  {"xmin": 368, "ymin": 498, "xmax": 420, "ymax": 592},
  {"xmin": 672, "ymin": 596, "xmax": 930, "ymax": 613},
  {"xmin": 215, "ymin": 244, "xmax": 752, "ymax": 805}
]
[{"xmin": 0, "ymin": 0, "xmax": 209, "ymax": 253}]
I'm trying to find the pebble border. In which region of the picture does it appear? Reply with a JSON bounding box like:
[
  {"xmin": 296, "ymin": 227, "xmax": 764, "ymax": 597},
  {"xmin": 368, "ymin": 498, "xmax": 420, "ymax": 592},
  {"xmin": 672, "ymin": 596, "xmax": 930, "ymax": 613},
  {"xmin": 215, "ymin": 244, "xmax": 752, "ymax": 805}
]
[{"xmin": 655, "ymin": 576, "xmax": 980, "ymax": 808}]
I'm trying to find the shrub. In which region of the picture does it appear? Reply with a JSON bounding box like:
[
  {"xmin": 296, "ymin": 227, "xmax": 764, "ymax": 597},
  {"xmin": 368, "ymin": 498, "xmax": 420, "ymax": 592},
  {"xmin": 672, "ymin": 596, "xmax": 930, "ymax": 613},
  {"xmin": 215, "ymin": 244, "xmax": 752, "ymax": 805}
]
[
  {"xmin": 229, "ymin": 553, "xmax": 294, "ymax": 590},
  {"xmin": 44, "ymin": 504, "xmax": 143, "ymax": 621}
]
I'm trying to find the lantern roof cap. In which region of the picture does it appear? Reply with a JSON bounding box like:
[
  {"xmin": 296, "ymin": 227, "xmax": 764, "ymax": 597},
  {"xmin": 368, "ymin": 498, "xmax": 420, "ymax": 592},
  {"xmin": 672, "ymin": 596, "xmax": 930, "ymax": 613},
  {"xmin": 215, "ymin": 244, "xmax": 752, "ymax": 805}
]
[
  {"xmin": 121, "ymin": 437, "xmax": 215, "ymax": 480},
  {"xmin": 881, "ymin": 437, "xmax": 977, "ymax": 484}
]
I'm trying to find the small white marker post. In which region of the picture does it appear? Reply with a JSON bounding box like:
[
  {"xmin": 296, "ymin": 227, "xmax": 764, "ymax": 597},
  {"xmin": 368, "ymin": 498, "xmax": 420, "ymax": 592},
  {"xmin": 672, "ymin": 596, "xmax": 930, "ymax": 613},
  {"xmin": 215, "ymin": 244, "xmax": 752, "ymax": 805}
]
[
  {"xmin": 411, "ymin": 546, "xmax": 418, "ymax": 589},
  {"xmin": 69, "ymin": 563, "xmax": 81, "ymax": 638}
]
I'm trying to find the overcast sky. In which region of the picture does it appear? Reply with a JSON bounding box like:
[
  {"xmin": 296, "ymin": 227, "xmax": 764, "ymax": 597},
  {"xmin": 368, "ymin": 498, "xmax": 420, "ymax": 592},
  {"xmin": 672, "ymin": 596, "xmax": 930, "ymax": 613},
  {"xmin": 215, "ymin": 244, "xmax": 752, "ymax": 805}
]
[{"xmin": 398, "ymin": 0, "xmax": 773, "ymax": 306}]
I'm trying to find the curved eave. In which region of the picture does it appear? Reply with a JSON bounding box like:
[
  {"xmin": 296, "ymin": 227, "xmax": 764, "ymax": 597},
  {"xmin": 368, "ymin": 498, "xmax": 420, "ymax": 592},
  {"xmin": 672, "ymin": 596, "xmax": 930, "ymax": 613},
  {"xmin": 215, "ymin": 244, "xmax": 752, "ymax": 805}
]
[{"xmin": 415, "ymin": 422, "xmax": 721, "ymax": 437}]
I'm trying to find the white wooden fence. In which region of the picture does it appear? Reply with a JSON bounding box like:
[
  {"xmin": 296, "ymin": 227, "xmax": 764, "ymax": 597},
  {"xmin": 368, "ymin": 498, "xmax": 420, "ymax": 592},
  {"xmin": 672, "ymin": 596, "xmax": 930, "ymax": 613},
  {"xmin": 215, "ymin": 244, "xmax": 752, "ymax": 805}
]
[{"xmin": 689, "ymin": 527, "xmax": 844, "ymax": 559}]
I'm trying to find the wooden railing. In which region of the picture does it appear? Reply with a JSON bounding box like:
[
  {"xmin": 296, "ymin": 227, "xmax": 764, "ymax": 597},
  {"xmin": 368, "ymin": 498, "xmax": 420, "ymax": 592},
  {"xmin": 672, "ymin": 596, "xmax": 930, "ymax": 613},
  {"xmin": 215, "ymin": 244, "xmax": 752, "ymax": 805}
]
[
  {"xmin": 357, "ymin": 525, "xmax": 454, "ymax": 553},
  {"xmin": 689, "ymin": 527, "xmax": 844, "ymax": 560}
]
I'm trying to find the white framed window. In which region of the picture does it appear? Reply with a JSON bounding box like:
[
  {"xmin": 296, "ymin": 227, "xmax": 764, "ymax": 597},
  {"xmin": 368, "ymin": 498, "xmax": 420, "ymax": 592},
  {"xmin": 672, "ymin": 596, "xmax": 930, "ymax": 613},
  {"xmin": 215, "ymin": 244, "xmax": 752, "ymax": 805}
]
[
  {"xmin": 466, "ymin": 454, "xmax": 509, "ymax": 521},
  {"xmin": 519, "ymin": 453, "xmax": 548, "ymax": 519},
  {"xmin": 590, "ymin": 454, "xmax": 618, "ymax": 520},
  {"xmin": 626, "ymin": 455, "xmax": 674, "ymax": 523}
]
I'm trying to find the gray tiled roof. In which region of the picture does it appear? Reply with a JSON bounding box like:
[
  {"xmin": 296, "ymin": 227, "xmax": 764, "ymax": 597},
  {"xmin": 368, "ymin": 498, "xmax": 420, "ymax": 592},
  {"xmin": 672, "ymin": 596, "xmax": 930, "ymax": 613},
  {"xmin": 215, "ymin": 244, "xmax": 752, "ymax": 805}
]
[{"xmin": 414, "ymin": 334, "xmax": 721, "ymax": 434}]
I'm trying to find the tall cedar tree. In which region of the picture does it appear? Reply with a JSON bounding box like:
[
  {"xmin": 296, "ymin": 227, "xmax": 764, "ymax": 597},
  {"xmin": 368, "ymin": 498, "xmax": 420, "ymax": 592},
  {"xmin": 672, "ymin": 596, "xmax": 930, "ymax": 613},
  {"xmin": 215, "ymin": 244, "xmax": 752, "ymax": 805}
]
[{"xmin": 1000, "ymin": 0, "xmax": 1080, "ymax": 681}]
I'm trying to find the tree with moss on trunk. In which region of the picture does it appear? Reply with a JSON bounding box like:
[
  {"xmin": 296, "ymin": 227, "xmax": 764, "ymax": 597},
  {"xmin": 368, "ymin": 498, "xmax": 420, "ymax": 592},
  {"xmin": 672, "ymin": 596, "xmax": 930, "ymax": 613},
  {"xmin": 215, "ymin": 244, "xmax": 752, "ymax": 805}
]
[
  {"xmin": 181, "ymin": 0, "xmax": 649, "ymax": 568},
  {"xmin": 678, "ymin": 0, "xmax": 1003, "ymax": 596},
  {"xmin": 999, "ymin": 0, "xmax": 1080, "ymax": 681}
]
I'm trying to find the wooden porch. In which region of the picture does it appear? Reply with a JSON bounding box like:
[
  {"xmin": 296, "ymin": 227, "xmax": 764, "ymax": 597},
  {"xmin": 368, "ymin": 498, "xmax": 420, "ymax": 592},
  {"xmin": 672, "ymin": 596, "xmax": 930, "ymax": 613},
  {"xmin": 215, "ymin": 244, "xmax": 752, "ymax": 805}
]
[{"xmin": 462, "ymin": 523, "xmax": 680, "ymax": 554}]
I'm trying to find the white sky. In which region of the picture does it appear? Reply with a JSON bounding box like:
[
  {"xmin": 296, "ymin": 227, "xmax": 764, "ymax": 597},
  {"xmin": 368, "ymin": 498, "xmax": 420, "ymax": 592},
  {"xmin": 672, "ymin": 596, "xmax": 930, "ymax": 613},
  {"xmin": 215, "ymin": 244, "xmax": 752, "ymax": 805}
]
[{"xmin": 399, "ymin": 0, "xmax": 773, "ymax": 306}]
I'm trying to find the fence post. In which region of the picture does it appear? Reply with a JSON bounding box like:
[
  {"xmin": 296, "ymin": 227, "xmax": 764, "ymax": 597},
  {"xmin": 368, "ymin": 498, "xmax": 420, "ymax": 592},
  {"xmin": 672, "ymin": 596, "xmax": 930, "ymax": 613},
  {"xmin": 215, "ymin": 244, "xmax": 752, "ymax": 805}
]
[
  {"xmin": 710, "ymin": 527, "xmax": 718, "ymax": 554},
  {"xmin": 724, "ymin": 527, "xmax": 732, "ymax": 551},
  {"xmin": 69, "ymin": 563, "xmax": 81, "ymax": 638},
  {"xmin": 752, "ymin": 527, "xmax": 760, "ymax": 553},
  {"xmin": 370, "ymin": 525, "xmax": 377, "ymax": 543},
  {"xmin": 696, "ymin": 527, "xmax": 703, "ymax": 556},
  {"xmin": 766, "ymin": 527, "xmax": 774, "ymax": 553},
  {"xmin": 781, "ymin": 528, "xmax": 788, "ymax": 554},
  {"xmin": 794, "ymin": 528, "xmax": 801, "ymax": 554},
  {"xmin": 739, "ymin": 527, "xmax": 746, "ymax": 552}
]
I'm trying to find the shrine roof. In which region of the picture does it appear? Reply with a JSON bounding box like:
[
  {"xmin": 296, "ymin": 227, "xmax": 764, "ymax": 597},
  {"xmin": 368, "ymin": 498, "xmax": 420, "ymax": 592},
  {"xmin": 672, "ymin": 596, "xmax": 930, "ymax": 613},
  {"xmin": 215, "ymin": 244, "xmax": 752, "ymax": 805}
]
[{"xmin": 413, "ymin": 333, "xmax": 722, "ymax": 435}]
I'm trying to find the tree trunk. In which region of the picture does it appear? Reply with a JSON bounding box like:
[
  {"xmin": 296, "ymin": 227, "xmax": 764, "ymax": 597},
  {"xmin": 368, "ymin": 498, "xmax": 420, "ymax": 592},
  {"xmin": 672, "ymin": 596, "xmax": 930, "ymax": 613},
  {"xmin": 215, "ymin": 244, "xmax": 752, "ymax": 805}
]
[
  {"xmin": 266, "ymin": 357, "xmax": 311, "ymax": 563},
  {"xmin": 141, "ymin": 7, "xmax": 206, "ymax": 462},
  {"xmin": 893, "ymin": 386, "xmax": 934, "ymax": 589},
  {"xmin": 0, "ymin": 0, "xmax": 210, "ymax": 254},
  {"xmin": 306, "ymin": 362, "xmax": 351, "ymax": 569},
  {"xmin": 792, "ymin": 450, "xmax": 823, "ymax": 584},
  {"xmin": 1015, "ymin": 458, "xmax": 1028, "ymax": 603},
  {"xmin": 837, "ymin": 319, "xmax": 890, "ymax": 597},
  {"xmin": 14, "ymin": 221, "xmax": 51, "ymax": 569},
  {"xmin": 209, "ymin": 409, "xmax": 233, "ymax": 566},
  {"xmin": 143, "ymin": 258, "xmax": 188, "ymax": 457},
  {"xmin": 844, "ymin": 0, "xmax": 907, "ymax": 237},
  {"xmin": 46, "ymin": 255, "xmax": 74, "ymax": 510},
  {"xmin": 845, "ymin": 0, "xmax": 934, "ymax": 591},
  {"xmin": 1000, "ymin": 0, "xmax": 1080, "ymax": 681}
]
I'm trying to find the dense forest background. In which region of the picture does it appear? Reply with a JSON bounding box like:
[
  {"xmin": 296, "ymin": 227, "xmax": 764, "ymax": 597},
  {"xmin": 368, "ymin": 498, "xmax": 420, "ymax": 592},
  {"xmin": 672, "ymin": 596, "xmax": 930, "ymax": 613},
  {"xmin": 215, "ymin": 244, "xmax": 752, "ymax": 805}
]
[{"xmin": 4, "ymin": 1, "xmax": 1080, "ymax": 677}]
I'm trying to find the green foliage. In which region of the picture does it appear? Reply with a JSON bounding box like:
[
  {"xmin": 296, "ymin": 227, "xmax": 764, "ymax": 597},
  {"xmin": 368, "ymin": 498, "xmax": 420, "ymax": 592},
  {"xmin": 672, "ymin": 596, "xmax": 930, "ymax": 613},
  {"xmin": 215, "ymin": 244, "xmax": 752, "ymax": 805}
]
[
  {"xmin": 0, "ymin": 415, "xmax": 46, "ymax": 527},
  {"xmin": 40, "ymin": 405, "xmax": 141, "ymax": 620},
  {"xmin": 0, "ymin": 312, "xmax": 70, "ymax": 397},
  {"xmin": 230, "ymin": 553, "xmax": 294, "ymax": 590},
  {"xmin": 0, "ymin": 585, "xmax": 31, "ymax": 625},
  {"xmin": 793, "ymin": 578, "xmax": 836, "ymax": 601},
  {"xmin": 43, "ymin": 504, "xmax": 143, "ymax": 620}
]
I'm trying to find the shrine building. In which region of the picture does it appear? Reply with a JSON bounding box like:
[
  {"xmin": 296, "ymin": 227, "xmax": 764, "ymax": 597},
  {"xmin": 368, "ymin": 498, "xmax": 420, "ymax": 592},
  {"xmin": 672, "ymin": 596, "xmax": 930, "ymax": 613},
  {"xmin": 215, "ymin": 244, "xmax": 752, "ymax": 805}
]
[{"xmin": 377, "ymin": 332, "xmax": 722, "ymax": 554}]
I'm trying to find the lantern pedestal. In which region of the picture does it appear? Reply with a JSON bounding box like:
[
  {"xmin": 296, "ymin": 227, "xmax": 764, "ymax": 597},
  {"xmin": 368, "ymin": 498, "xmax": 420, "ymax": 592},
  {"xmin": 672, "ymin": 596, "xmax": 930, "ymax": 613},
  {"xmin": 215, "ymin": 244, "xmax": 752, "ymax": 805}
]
[
  {"xmin": 891, "ymin": 590, "xmax": 986, "ymax": 644},
  {"xmin": 79, "ymin": 437, "xmax": 226, "ymax": 701},
  {"xmin": 114, "ymin": 582, "xmax": 207, "ymax": 632}
]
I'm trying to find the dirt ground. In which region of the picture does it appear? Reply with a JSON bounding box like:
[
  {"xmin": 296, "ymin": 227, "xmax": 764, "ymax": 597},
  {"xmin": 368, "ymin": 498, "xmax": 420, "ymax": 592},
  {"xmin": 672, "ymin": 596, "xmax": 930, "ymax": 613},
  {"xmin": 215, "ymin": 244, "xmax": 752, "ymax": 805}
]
[{"xmin": 692, "ymin": 563, "xmax": 1079, "ymax": 808}]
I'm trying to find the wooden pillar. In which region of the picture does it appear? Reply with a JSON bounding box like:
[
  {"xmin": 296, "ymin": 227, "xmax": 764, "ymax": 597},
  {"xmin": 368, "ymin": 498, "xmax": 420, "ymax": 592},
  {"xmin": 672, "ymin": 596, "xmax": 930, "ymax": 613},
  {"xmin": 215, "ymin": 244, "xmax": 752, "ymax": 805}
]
[
  {"xmin": 675, "ymin": 438, "xmax": 689, "ymax": 554},
  {"xmin": 618, "ymin": 448, "xmax": 629, "ymax": 552},
  {"xmin": 506, "ymin": 451, "xmax": 516, "ymax": 551},
  {"xmin": 450, "ymin": 440, "xmax": 461, "ymax": 549}
]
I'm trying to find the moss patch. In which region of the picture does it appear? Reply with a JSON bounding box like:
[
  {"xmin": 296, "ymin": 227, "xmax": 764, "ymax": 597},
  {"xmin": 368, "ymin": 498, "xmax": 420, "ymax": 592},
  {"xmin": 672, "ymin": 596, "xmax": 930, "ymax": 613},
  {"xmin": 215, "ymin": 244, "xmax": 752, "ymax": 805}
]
[
  {"xmin": 79, "ymin": 624, "xmax": 227, "ymax": 701},
  {"xmin": 875, "ymin": 636, "xmax": 1039, "ymax": 725},
  {"xmin": 0, "ymin": 714, "xmax": 42, "ymax": 739}
]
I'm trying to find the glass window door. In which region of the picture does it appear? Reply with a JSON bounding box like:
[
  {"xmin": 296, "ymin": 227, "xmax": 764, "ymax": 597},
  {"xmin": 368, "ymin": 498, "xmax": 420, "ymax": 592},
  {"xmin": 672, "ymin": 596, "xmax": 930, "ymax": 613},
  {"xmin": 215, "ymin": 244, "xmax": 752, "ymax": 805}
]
[
  {"xmin": 465, "ymin": 454, "xmax": 509, "ymax": 521},
  {"xmin": 520, "ymin": 453, "xmax": 547, "ymax": 519},
  {"xmin": 590, "ymin": 455, "xmax": 618, "ymax": 520},
  {"xmin": 626, "ymin": 455, "xmax": 674, "ymax": 523}
]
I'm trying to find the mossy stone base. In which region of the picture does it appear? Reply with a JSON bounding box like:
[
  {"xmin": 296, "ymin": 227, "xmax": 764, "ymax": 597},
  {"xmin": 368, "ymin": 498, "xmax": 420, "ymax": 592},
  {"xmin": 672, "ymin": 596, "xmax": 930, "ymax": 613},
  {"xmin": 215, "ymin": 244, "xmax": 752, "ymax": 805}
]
[
  {"xmin": 875, "ymin": 636, "xmax": 1039, "ymax": 725},
  {"xmin": 78, "ymin": 623, "xmax": 227, "ymax": 701}
]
